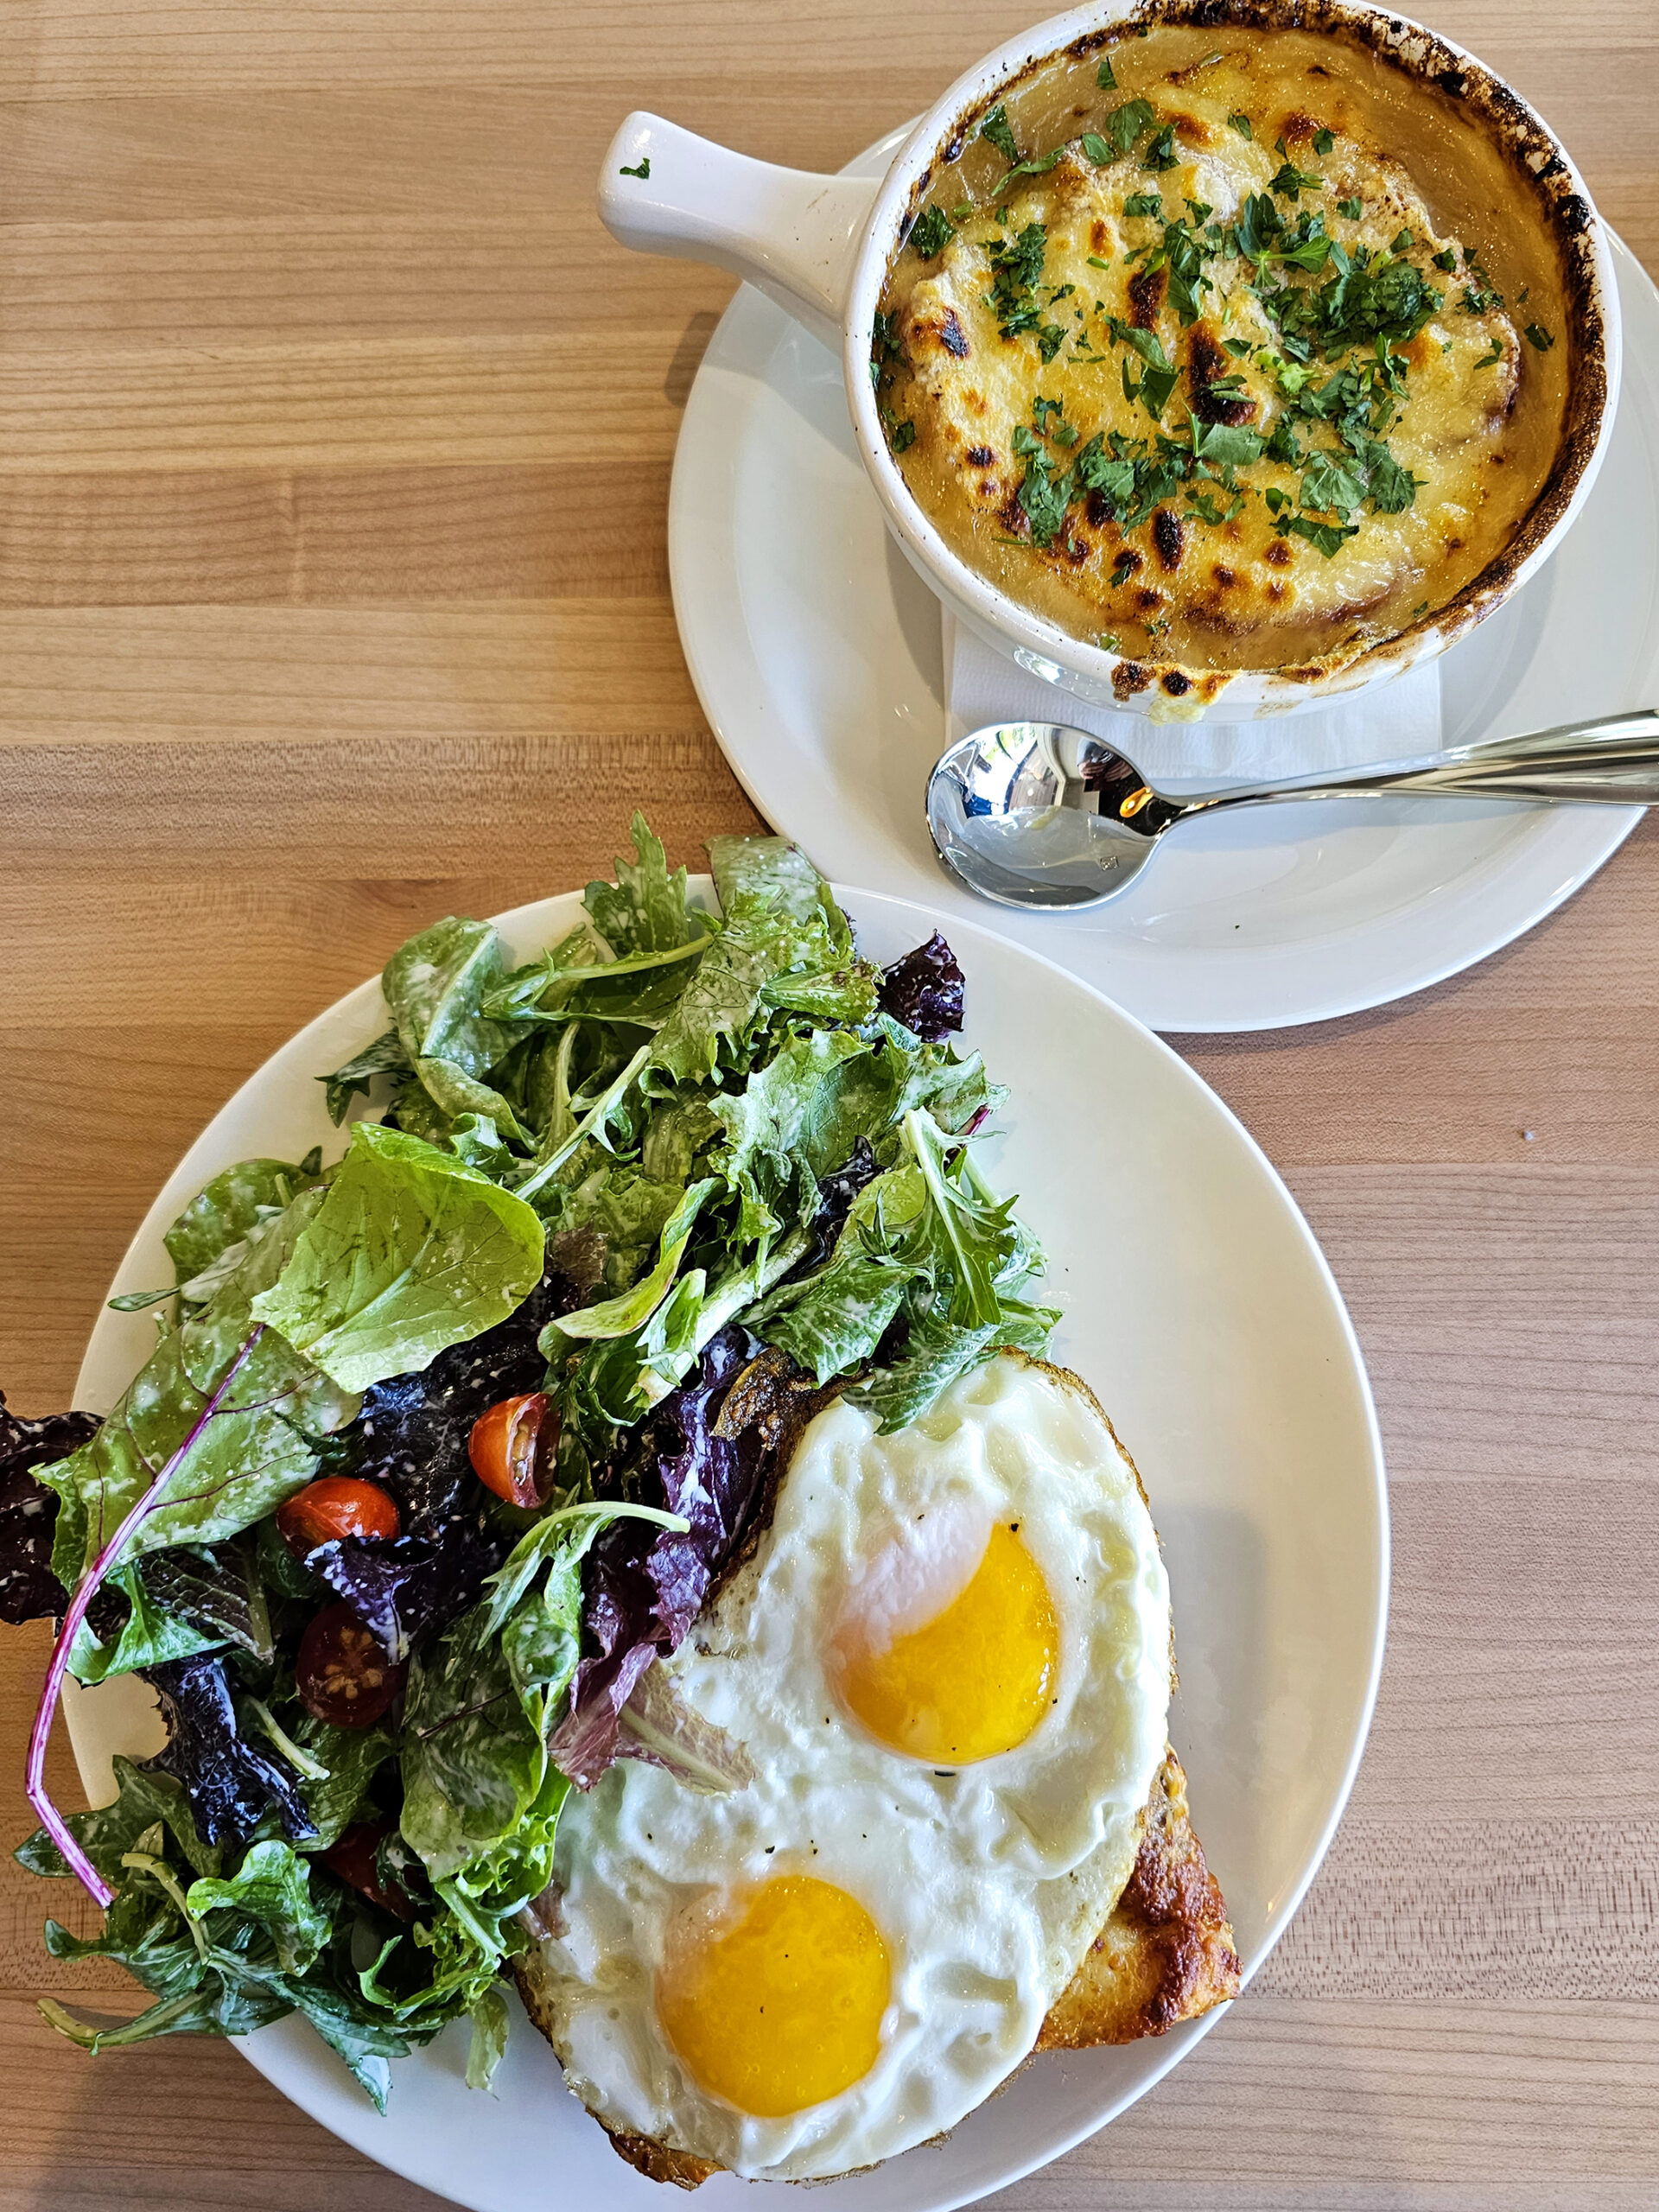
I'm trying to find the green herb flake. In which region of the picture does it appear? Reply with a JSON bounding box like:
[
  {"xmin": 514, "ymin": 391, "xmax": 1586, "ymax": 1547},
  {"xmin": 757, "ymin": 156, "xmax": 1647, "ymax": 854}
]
[
  {"xmin": 1122, "ymin": 191, "xmax": 1164, "ymax": 219},
  {"xmin": 1313, "ymin": 128, "xmax": 1335, "ymax": 156},
  {"xmin": 1142, "ymin": 124, "xmax": 1179, "ymax": 173},
  {"xmin": 619, "ymin": 157, "xmax": 651, "ymax": 180},
  {"xmin": 1524, "ymin": 322, "xmax": 1555, "ymax": 352},
  {"xmin": 1096, "ymin": 55, "xmax": 1118, "ymax": 88},
  {"xmin": 1338, "ymin": 196, "xmax": 1363, "ymax": 220},
  {"xmin": 1473, "ymin": 339, "xmax": 1505, "ymax": 369},
  {"xmin": 1432, "ymin": 246, "xmax": 1458, "ymax": 271},
  {"xmin": 978, "ymin": 104, "xmax": 1020, "ymax": 164},
  {"xmin": 909, "ymin": 206, "xmax": 956, "ymax": 258},
  {"xmin": 1227, "ymin": 111, "xmax": 1253, "ymax": 139},
  {"xmin": 1103, "ymin": 97, "xmax": 1157, "ymax": 159}
]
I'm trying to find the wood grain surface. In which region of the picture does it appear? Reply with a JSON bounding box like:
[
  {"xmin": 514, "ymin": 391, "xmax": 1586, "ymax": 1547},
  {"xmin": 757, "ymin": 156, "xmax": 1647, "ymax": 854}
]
[{"xmin": 2, "ymin": 3, "xmax": 1656, "ymax": 2206}]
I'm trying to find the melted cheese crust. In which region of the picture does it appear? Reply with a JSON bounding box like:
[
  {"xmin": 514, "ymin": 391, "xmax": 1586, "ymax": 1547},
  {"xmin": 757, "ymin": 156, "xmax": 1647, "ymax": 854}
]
[{"xmin": 877, "ymin": 28, "xmax": 1569, "ymax": 674}]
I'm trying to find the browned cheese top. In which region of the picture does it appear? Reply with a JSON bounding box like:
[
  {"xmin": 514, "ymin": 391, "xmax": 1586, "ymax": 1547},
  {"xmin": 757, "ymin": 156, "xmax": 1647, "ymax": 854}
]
[{"xmin": 874, "ymin": 22, "xmax": 1572, "ymax": 675}]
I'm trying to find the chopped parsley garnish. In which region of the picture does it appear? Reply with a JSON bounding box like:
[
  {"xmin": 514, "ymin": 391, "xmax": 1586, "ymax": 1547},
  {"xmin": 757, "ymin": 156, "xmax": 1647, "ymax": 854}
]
[
  {"xmin": 1224, "ymin": 336, "xmax": 1253, "ymax": 357},
  {"xmin": 1079, "ymin": 131, "xmax": 1114, "ymax": 165},
  {"xmin": 1142, "ymin": 124, "xmax": 1179, "ymax": 172},
  {"xmin": 978, "ymin": 104, "xmax": 1020, "ymax": 164},
  {"xmin": 1390, "ymin": 228, "xmax": 1414, "ymax": 254},
  {"xmin": 1098, "ymin": 631, "xmax": 1122, "ymax": 650},
  {"xmin": 1123, "ymin": 192, "xmax": 1164, "ymax": 219},
  {"xmin": 1109, "ymin": 552, "xmax": 1136, "ymax": 587},
  {"xmin": 1338, "ymin": 196, "xmax": 1363, "ymax": 220},
  {"xmin": 619, "ymin": 157, "xmax": 651, "ymax": 179},
  {"xmin": 1108, "ymin": 318, "xmax": 1180, "ymax": 418},
  {"xmin": 1313, "ymin": 128, "xmax": 1335, "ymax": 155},
  {"xmin": 1524, "ymin": 322, "xmax": 1555, "ymax": 352},
  {"xmin": 1268, "ymin": 138, "xmax": 1325, "ymax": 198},
  {"xmin": 1097, "ymin": 55, "xmax": 1118, "ymax": 88},
  {"xmin": 994, "ymin": 145, "xmax": 1071, "ymax": 199},
  {"xmin": 1102, "ymin": 97, "xmax": 1157, "ymax": 158},
  {"xmin": 1277, "ymin": 513, "xmax": 1359, "ymax": 556},
  {"xmin": 1432, "ymin": 247, "xmax": 1458, "ymax": 271},
  {"xmin": 987, "ymin": 221, "xmax": 1049, "ymax": 339},
  {"xmin": 889, "ymin": 417, "xmax": 916, "ymax": 453},
  {"xmin": 909, "ymin": 206, "xmax": 956, "ymax": 258},
  {"xmin": 1473, "ymin": 339, "xmax": 1505, "ymax": 368},
  {"xmin": 1227, "ymin": 111, "xmax": 1253, "ymax": 139}
]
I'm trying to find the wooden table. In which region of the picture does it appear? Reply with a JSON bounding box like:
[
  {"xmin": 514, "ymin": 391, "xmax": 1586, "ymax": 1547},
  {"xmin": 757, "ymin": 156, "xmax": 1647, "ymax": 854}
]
[{"xmin": 3, "ymin": 3, "xmax": 1656, "ymax": 2205}]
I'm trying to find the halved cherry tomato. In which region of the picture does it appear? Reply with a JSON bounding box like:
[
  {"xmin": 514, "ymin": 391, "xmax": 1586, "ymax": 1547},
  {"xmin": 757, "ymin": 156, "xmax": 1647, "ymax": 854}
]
[
  {"xmin": 276, "ymin": 1476, "xmax": 400, "ymax": 1559},
  {"xmin": 468, "ymin": 1389, "xmax": 558, "ymax": 1509},
  {"xmin": 296, "ymin": 1601, "xmax": 406, "ymax": 1727},
  {"xmin": 319, "ymin": 1821, "xmax": 415, "ymax": 1919}
]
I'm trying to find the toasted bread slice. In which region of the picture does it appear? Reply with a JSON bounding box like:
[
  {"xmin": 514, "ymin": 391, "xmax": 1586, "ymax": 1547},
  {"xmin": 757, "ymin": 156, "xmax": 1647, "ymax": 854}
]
[
  {"xmin": 1035, "ymin": 1745, "xmax": 1239, "ymax": 2050},
  {"xmin": 512, "ymin": 1744, "xmax": 1238, "ymax": 2190}
]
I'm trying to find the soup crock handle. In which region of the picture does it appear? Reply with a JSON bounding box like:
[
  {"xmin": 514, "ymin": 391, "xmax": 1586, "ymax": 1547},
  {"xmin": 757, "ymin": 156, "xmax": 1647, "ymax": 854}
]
[{"xmin": 598, "ymin": 114, "xmax": 883, "ymax": 351}]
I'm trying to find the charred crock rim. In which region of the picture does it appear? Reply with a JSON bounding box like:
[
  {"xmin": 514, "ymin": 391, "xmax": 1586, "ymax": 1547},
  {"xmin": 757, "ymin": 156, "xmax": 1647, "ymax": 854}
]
[{"xmin": 889, "ymin": 0, "xmax": 1612, "ymax": 699}]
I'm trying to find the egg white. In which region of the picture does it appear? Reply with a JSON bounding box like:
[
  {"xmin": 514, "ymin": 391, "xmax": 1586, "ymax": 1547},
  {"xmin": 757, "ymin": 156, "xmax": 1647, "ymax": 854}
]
[{"xmin": 531, "ymin": 1353, "xmax": 1171, "ymax": 2181}]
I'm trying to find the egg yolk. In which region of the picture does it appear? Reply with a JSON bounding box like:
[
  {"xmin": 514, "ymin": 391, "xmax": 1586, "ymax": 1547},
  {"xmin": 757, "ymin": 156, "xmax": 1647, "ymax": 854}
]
[
  {"xmin": 838, "ymin": 1522, "xmax": 1058, "ymax": 1763},
  {"xmin": 656, "ymin": 1875, "xmax": 890, "ymax": 2117}
]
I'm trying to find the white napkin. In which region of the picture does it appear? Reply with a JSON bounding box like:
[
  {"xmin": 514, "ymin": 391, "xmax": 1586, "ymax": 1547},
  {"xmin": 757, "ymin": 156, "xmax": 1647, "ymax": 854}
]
[{"xmin": 944, "ymin": 613, "xmax": 1444, "ymax": 792}]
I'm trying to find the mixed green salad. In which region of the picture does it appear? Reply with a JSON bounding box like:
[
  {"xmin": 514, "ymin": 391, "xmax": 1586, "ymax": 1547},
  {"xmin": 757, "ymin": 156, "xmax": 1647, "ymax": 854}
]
[{"xmin": 0, "ymin": 822, "xmax": 1056, "ymax": 2107}]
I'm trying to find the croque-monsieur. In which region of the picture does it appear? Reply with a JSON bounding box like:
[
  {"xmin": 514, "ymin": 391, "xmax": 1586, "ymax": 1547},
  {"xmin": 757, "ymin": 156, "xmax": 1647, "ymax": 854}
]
[
  {"xmin": 515, "ymin": 1352, "xmax": 1238, "ymax": 2187},
  {"xmin": 874, "ymin": 18, "xmax": 1573, "ymax": 689}
]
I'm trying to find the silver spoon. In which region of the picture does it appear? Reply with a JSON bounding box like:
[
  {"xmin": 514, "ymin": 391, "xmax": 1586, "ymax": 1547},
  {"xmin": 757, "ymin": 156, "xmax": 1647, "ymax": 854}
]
[{"xmin": 925, "ymin": 709, "xmax": 1659, "ymax": 911}]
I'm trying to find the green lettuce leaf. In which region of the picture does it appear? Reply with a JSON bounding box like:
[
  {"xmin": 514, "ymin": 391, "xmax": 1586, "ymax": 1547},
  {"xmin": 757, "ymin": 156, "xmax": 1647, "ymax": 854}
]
[
  {"xmin": 251, "ymin": 1122, "xmax": 544, "ymax": 1391},
  {"xmin": 584, "ymin": 813, "xmax": 699, "ymax": 956},
  {"xmin": 164, "ymin": 1154, "xmax": 325, "ymax": 1291},
  {"xmin": 543, "ymin": 1177, "xmax": 715, "ymax": 1345},
  {"xmin": 383, "ymin": 916, "xmax": 521, "ymax": 1080},
  {"xmin": 401, "ymin": 1503, "xmax": 680, "ymax": 1915},
  {"xmin": 38, "ymin": 1190, "xmax": 359, "ymax": 1606},
  {"xmin": 319, "ymin": 1029, "xmax": 413, "ymax": 1126},
  {"xmin": 706, "ymin": 832, "xmax": 825, "ymax": 920}
]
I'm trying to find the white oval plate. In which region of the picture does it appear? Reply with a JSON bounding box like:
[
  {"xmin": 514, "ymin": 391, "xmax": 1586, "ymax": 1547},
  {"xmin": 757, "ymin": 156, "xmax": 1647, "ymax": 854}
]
[
  {"xmin": 62, "ymin": 883, "xmax": 1386, "ymax": 2211},
  {"xmin": 669, "ymin": 130, "xmax": 1656, "ymax": 1033}
]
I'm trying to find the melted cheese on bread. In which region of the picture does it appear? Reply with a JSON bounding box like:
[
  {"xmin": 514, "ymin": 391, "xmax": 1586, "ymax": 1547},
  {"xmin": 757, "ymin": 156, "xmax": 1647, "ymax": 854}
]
[{"xmin": 875, "ymin": 25, "xmax": 1570, "ymax": 677}]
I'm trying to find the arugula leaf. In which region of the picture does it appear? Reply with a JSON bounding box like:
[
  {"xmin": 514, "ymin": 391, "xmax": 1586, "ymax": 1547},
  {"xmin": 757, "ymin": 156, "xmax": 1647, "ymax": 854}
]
[
  {"xmin": 544, "ymin": 1178, "xmax": 715, "ymax": 1344},
  {"xmin": 850, "ymin": 1293, "xmax": 1058, "ymax": 1432},
  {"xmin": 584, "ymin": 813, "xmax": 698, "ymax": 957},
  {"xmin": 251, "ymin": 1122, "xmax": 544, "ymax": 1392},
  {"xmin": 706, "ymin": 833, "xmax": 823, "ymax": 922},
  {"xmin": 319, "ymin": 1032, "xmax": 412, "ymax": 1126},
  {"xmin": 706, "ymin": 1028, "xmax": 894, "ymax": 1245}
]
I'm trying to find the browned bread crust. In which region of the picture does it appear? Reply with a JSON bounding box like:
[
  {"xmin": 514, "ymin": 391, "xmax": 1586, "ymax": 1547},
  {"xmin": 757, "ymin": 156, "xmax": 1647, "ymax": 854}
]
[{"xmin": 1035, "ymin": 1745, "xmax": 1240, "ymax": 2050}]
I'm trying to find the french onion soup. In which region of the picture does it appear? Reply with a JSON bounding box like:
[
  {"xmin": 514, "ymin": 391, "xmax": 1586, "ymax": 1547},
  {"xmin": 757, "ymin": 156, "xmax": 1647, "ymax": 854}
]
[{"xmin": 874, "ymin": 17, "xmax": 1580, "ymax": 683}]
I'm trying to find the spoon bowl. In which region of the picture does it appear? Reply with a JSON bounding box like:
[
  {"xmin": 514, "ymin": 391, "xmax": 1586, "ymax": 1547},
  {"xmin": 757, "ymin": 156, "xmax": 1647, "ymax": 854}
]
[{"xmin": 926, "ymin": 712, "xmax": 1659, "ymax": 912}]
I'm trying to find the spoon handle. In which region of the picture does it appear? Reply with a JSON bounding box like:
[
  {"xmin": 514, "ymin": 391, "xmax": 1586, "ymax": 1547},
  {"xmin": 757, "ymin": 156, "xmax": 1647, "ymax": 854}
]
[{"xmin": 1187, "ymin": 709, "xmax": 1659, "ymax": 812}]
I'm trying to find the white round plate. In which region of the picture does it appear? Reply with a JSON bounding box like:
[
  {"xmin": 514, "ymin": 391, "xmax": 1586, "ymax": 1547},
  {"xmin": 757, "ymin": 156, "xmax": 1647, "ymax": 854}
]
[
  {"xmin": 62, "ymin": 884, "xmax": 1386, "ymax": 2211},
  {"xmin": 670, "ymin": 130, "xmax": 1657, "ymax": 1033}
]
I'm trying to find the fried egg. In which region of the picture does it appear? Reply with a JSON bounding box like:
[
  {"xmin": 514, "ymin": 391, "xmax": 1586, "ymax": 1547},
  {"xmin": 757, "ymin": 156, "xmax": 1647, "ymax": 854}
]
[{"xmin": 531, "ymin": 1353, "xmax": 1170, "ymax": 2180}]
